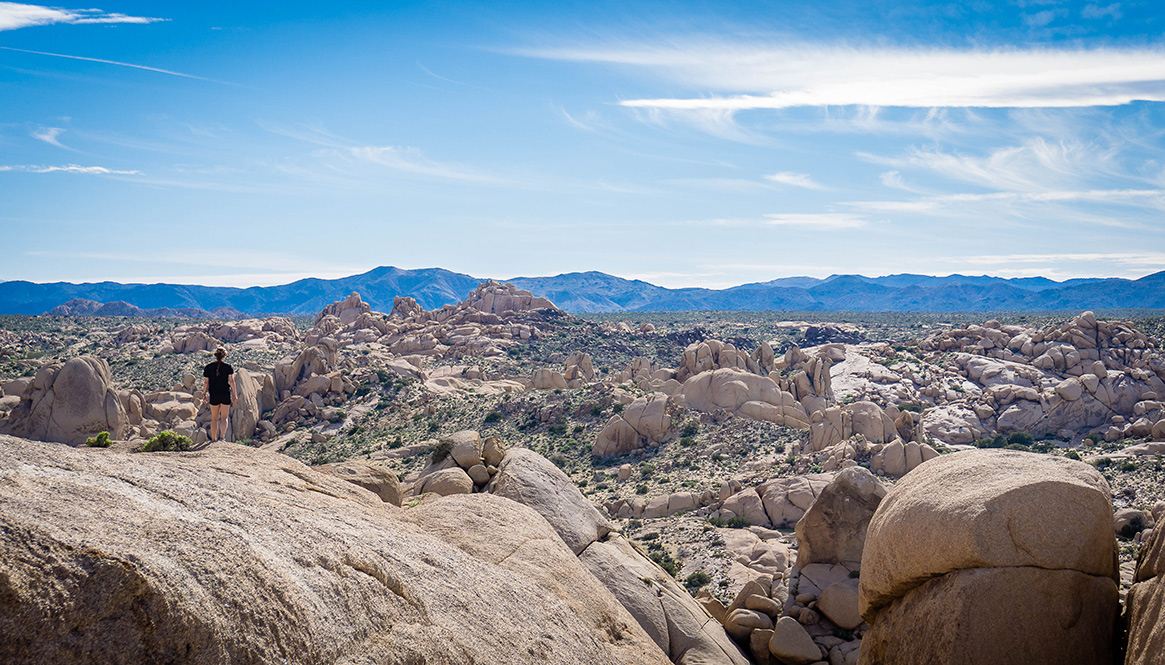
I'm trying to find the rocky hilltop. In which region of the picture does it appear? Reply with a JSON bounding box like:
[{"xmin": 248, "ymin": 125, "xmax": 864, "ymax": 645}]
[{"xmin": 1, "ymin": 283, "xmax": 1165, "ymax": 663}]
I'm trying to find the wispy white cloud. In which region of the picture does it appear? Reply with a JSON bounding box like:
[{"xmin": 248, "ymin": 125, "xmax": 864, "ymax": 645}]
[
  {"xmin": 344, "ymin": 145, "xmax": 504, "ymax": 183},
  {"xmin": 0, "ymin": 163, "xmax": 140, "ymax": 175},
  {"xmin": 31, "ymin": 126, "xmax": 68, "ymax": 149},
  {"xmin": 1082, "ymin": 3, "xmax": 1122, "ymax": 20},
  {"xmin": 0, "ymin": 2, "xmax": 164, "ymax": 31},
  {"xmin": 0, "ymin": 46, "xmax": 224, "ymax": 83},
  {"xmin": 764, "ymin": 171, "xmax": 827, "ymax": 190},
  {"xmin": 859, "ymin": 137, "xmax": 1121, "ymax": 192},
  {"xmin": 521, "ymin": 42, "xmax": 1165, "ymax": 110},
  {"xmin": 763, "ymin": 213, "xmax": 868, "ymax": 229},
  {"xmin": 954, "ymin": 252, "xmax": 1165, "ymax": 267}
]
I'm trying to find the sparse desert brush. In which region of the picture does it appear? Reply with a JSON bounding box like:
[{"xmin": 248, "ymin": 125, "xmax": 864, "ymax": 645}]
[
  {"xmin": 684, "ymin": 571, "xmax": 711, "ymax": 588},
  {"xmin": 429, "ymin": 439, "xmax": 453, "ymax": 463},
  {"xmin": 141, "ymin": 430, "xmax": 192, "ymax": 452},
  {"xmin": 84, "ymin": 431, "xmax": 111, "ymax": 447}
]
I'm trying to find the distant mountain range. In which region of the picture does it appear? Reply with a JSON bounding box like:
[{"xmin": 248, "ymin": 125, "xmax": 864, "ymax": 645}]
[{"xmin": 2, "ymin": 266, "xmax": 1164, "ymax": 316}]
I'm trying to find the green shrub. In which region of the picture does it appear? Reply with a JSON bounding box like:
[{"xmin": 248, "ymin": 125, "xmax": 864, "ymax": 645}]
[
  {"xmin": 141, "ymin": 430, "xmax": 192, "ymax": 452},
  {"xmin": 548, "ymin": 424, "xmax": 567, "ymax": 436},
  {"xmin": 1119, "ymin": 460, "xmax": 1138, "ymax": 472},
  {"xmin": 1008, "ymin": 431, "xmax": 1034, "ymax": 447},
  {"xmin": 680, "ymin": 436, "xmax": 695, "ymax": 447},
  {"xmin": 635, "ymin": 483, "xmax": 648, "ymax": 495},
  {"xmin": 429, "ymin": 440, "xmax": 453, "ymax": 463},
  {"xmin": 590, "ymin": 404, "xmax": 604, "ymax": 417},
  {"xmin": 640, "ymin": 531, "xmax": 660, "ymax": 541},
  {"xmin": 612, "ymin": 403, "xmax": 624, "ymax": 414},
  {"xmin": 427, "ymin": 421, "xmax": 439, "ymax": 433},
  {"xmin": 627, "ymin": 519, "xmax": 643, "ymax": 529},
  {"xmin": 1065, "ymin": 450, "xmax": 1081, "ymax": 460},
  {"xmin": 975, "ymin": 435, "xmax": 1007, "ymax": 449},
  {"xmin": 897, "ymin": 403, "xmax": 923, "ymax": 413},
  {"xmin": 726, "ymin": 516, "xmax": 750, "ymax": 529},
  {"xmin": 84, "ymin": 431, "xmax": 111, "ymax": 448},
  {"xmin": 483, "ymin": 411, "xmax": 502, "ymax": 423},
  {"xmin": 1121, "ymin": 514, "xmax": 1148, "ymax": 539},
  {"xmin": 1093, "ymin": 457, "xmax": 1114, "ymax": 469},
  {"xmin": 649, "ymin": 550, "xmax": 678, "ymax": 577},
  {"xmin": 1004, "ymin": 443, "xmax": 1030, "ymax": 451},
  {"xmin": 684, "ymin": 571, "xmax": 711, "ymax": 588},
  {"xmin": 639, "ymin": 462, "xmax": 655, "ymax": 478},
  {"xmin": 681, "ymin": 423, "xmax": 699, "ymax": 437}
]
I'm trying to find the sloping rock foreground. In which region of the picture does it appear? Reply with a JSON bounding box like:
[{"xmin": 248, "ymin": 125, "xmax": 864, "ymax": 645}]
[{"xmin": 0, "ymin": 435, "xmax": 672, "ymax": 665}]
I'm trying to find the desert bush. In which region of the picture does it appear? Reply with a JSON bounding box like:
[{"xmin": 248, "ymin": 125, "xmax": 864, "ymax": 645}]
[
  {"xmin": 141, "ymin": 430, "xmax": 192, "ymax": 452},
  {"xmin": 635, "ymin": 483, "xmax": 648, "ymax": 495},
  {"xmin": 684, "ymin": 571, "xmax": 711, "ymax": 588},
  {"xmin": 681, "ymin": 422, "xmax": 698, "ymax": 437},
  {"xmin": 1121, "ymin": 513, "xmax": 1148, "ymax": 539},
  {"xmin": 1065, "ymin": 450, "xmax": 1081, "ymax": 460},
  {"xmin": 1008, "ymin": 431, "xmax": 1034, "ymax": 447},
  {"xmin": 483, "ymin": 411, "xmax": 502, "ymax": 423},
  {"xmin": 429, "ymin": 439, "xmax": 453, "ymax": 464},
  {"xmin": 84, "ymin": 431, "xmax": 111, "ymax": 448}
]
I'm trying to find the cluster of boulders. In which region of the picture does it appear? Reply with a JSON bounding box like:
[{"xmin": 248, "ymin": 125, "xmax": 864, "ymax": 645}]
[
  {"xmin": 168, "ymin": 317, "xmax": 299, "ymax": 353},
  {"xmin": 694, "ymin": 467, "xmax": 885, "ymax": 665},
  {"xmin": 911, "ymin": 312, "xmax": 1165, "ymax": 444},
  {"xmin": 392, "ymin": 432, "xmax": 750, "ymax": 664},
  {"xmin": 0, "ymin": 357, "xmax": 127, "ymax": 445}
]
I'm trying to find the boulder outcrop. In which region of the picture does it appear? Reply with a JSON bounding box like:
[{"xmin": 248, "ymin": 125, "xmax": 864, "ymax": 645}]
[
  {"xmin": 1125, "ymin": 523, "xmax": 1165, "ymax": 664},
  {"xmin": 0, "ymin": 356, "xmax": 126, "ymax": 445},
  {"xmin": 858, "ymin": 449, "xmax": 1120, "ymax": 665},
  {"xmin": 0, "ymin": 436, "xmax": 669, "ymax": 665}
]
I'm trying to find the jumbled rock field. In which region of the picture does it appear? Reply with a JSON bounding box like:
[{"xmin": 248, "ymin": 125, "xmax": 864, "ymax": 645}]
[{"xmin": 1, "ymin": 282, "xmax": 1164, "ymax": 664}]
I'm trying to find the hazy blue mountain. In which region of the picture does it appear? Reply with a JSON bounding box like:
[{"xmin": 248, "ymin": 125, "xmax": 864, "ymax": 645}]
[{"xmin": 2, "ymin": 267, "xmax": 1163, "ymax": 315}]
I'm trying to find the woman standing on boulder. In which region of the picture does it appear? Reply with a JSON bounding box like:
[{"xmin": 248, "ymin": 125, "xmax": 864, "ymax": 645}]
[{"xmin": 203, "ymin": 347, "xmax": 236, "ymax": 442}]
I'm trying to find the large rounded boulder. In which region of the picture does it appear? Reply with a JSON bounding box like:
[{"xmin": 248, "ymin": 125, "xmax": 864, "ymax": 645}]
[{"xmin": 858, "ymin": 449, "xmax": 1119, "ymax": 665}]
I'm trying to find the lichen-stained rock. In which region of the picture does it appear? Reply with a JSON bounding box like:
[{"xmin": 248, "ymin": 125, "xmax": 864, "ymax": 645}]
[
  {"xmin": 0, "ymin": 356, "xmax": 126, "ymax": 445},
  {"xmin": 492, "ymin": 447, "xmax": 611, "ymax": 554},
  {"xmin": 580, "ymin": 534, "xmax": 750, "ymax": 665},
  {"xmin": 0, "ymin": 436, "xmax": 663, "ymax": 665},
  {"xmin": 1126, "ymin": 524, "xmax": 1165, "ymax": 664}
]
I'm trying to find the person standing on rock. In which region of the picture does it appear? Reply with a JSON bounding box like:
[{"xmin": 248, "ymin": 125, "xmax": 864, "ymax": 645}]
[{"xmin": 203, "ymin": 347, "xmax": 236, "ymax": 442}]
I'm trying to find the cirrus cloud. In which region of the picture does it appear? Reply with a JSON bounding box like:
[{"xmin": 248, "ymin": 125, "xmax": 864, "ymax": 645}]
[{"xmin": 0, "ymin": 2, "xmax": 164, "ymax": 31}]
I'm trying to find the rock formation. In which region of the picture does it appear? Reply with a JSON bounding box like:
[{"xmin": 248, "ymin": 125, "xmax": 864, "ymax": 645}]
[
  {"xmin": 1125, "ymin": 523, "xmax": 1165, "ymax": 663},
  {"xmin": 858, "ymin": 449, "xmax": 1120, "ymax": 664},
  {"xmin": 0, "ymin": 356, "xmax": 126, "ymax": 445},
  {"xmin": 0, "ymin": 435, "xmax": 670, "ymax": 665}
]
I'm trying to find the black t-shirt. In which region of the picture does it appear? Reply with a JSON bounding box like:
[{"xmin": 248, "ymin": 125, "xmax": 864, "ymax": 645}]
[{"xmin": 204, "ymin": 361, "xmax": 234, "ymax": 395}]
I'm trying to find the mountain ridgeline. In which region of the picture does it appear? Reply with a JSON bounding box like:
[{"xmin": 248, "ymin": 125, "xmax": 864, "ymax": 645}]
[{"xmin": 2, "ymin": 266, "xmax": 1164, "ymax": 316}]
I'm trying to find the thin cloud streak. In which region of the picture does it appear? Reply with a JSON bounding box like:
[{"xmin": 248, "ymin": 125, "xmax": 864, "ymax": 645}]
[
  {"xmin": 522, "ymin": 42, "xmax": 1165, "ymax": 109},
  {"xmin": 0, "ymin": 46, "xmax": 229, "ymax": 84},
  {"xmin": 0, "ymin": 3, "xmax": 164, "ymax": 31},
  {"xmin": 764, "ymin": 171, "xmax": 827, "ymax": 190},
  {"xmin": 764, "ymin": 213, "xmax": 868, "ymax": 229},
  {"xmin": 0, "ymin": 163, "xmax": 141, "ymax": 175}
]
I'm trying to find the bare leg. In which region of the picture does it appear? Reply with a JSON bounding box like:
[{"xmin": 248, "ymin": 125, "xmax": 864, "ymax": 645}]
[
  {"xmin": 218, "ymin": 404, "xmax": 231, "ymax": 441},
  {"xmin": 210, "ymin": 403, "xmax": 221, "ymax": 441}
]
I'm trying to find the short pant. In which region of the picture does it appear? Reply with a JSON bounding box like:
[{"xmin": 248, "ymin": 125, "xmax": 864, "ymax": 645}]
[{"xmin": 208, "ymin": 392, "xmax": 232, "ymax": 406}]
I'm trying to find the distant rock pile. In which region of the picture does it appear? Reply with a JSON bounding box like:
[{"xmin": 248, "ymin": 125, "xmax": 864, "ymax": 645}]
[
  {"xmin": 48, "ymin": 298, "xmax": 245, "ymax": 319},
  {"xmin": 0, "ymin": 357, "xmax": 126, "ymax": 445}
]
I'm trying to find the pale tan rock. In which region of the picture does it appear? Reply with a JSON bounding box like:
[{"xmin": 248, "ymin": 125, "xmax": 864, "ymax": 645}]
[
  {"xmin": 467, "ymin": 464, "xmax": 490, "ymax": 485},
  {"xmin": 623, "ymin": 393, "xmax": 672, "ymax": 443},
  {"xmin": 858, "ymin": 567, "xmax": 1118, "ymax": 665},
  {"xmin": 447, "ymin": 430, "xmax": 483, "ymax": 468},
  {"xmin": 721, "ymin": 489, "xmax": 771, "ymax": 527},
  {"xmin": 795, "ymin": 466, "xmax": 886, "ymax": 568},
  {"xmin": 744, "ymin": 593, "xmax": 783, "ymax": 617},
  {"xmin": 817, "ymin": 579, "xmax": 862, "ymax": 630},
  {"xmin": 769, "ymin": 616, "xmax": 821, "ymax": 665},
  {"xmin": 493, "ymin": 448, "xmax": 611, "ymax": 555},
  {"xmin": 750, "ymin": 628, "xmax": 774, "ymax": 665},
  {"xmin": 725, "ymin": 608, "xmax": 772, "ymax": 639},
  {"xmin": 1056, "ymin": 378, "xmax": 1084, "ymax": 401},
  {"xmin": 1, "ymin": 356, "xmax": 127, "ymax": 445},
  {"xmin": 1126, "ymin": 525, "xmax": 1165, "ymax": 664},
  {"xmin": 0, "ymin": 436, "xmax": 666, "ymax": 665},
  {"xmin": 592, "ymin": 414, "xmax": 641, "ymax": 458},
  {"xmin": 418, "ymin": 467, "xmax": 474, "ymax": 496},
  {"xmin": 313, "ymin": 460, "xmax": 403, "ymax": 505},
  {"xmin": 860, "ymin": 449, "xmax": 1118, "ymax": 620},
  {"xmin": 580, "ymin": 534, "xmax": 750, "ymax": 664},
  {"xmin": 482, "ymin": 436, "xmax": 505, "ymax": 467},
  {"xmin": 617, "ymin": 464, "xmax": 633, "ymax": 480}
]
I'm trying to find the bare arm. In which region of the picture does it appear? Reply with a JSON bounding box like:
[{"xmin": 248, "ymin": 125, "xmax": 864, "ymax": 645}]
[
  {"xmin": 203, "ymin": 377, "xmax": 209, "ymax": 398},
  {"xmin": 230, "ymin": 374, "xmax": 237, "ymax": 403}
]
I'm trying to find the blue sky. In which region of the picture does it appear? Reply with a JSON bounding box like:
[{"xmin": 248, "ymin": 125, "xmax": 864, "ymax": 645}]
[{"xmin": 2, "ymin": 0, "xmax": 1165, "ymax": 289}]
